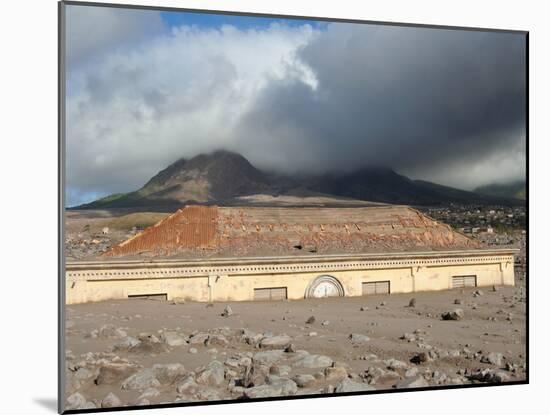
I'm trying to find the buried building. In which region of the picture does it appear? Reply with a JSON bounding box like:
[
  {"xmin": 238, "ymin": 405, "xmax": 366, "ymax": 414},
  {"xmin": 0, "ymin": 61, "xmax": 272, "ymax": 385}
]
[{"xmin": 65, "ymin": 205, "xmax": 517, "ymax": 304}]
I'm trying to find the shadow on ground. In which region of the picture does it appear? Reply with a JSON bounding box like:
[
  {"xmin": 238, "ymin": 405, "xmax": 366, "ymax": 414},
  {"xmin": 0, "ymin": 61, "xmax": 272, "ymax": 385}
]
[{"xmin": 34, "ymin": 398, "xmax": 57, "ymax": 413}]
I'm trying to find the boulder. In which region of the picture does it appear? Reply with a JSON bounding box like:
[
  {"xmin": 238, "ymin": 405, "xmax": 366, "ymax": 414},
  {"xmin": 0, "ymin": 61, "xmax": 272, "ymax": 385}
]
[
  {"xmin": 121, "ymin": 369, "xmax": 161, "ymax": 390},
  {"xmin": 101, "ymin": 392, "xmax": 122, "ymax": 408},
  {"xmin": 293, "ymin": 374, "xmax": 316, "ymax": 388},
  {"xmin": 188, "ymin": 333, "xmax": 209, "ymax": 345},
  {"xmin": 138, "ymin": 388, "xmax": 160, "ymax": 399},
  {"xmin": 335, "ymin": 378, "xmax": 376, "ymax": 393},
  {"xmin": 469, "ymin": 368, "xmax": 510, "ymax": 383},
  {"xmin": 66, "ymin": 392, "xmax": 87, "ymax": 410},
  {"xmin": 441, "ymin": 309, "xmax": 464, "ymax": 321},
  {"xmin": 221, "ymin": 306, "xmax": 233, "ymax": 317},
  {"xmin": 400, "ymin": 333, "xmax": 417, "ymax": 342},
  {"xmin": 395, "ymin": 376, "xmax": 430, "ymax": 389},
  {"xmin": 196, "ymin": 360, "xmax": 225, "ymax": 386},
  {"xmin": 98, "ymin": 324, "xmax": 127, "ymax": 339},
  {"xmin": 243, "ymin": 384, "xmax": 284, "ymax": 399},
  {"xmin": 74, "ymin": 367, "xmax": 96, "ymax": 381},
  {"xmin": 153, "ymin": 363, "xmax": 186, "ymax": 385},
  {"xmin": 243, "ymin": 377, "xmax": 297, "ymax": 398},
  {"xmin": 384, "ymin": 358, "xmax": 409, "ymax": 371},
  {"xmin": 481, "ymin": 352, "xmax": 504, "ymax": 367},
  {"xmin": 410, "ymin": 352, "xmax": 431, "ymax": 365},
  {"xmin": 290, "ymin": 353, "xmax": 333, "ymax": 369},
  {"xmin": 112, "ymin": 336, "xmax": 141, "ymax": 352},
  {"xmin": 349, "ymin": 333, "xmax": 370, "ymax": 344},
  {"xmin": 176, "ymin": 377, "xmax": 200, "ymax": 395},
  {"xmin": 260, "ymin": 335, "xmax": 292, "ymax": 350},
  {"xmin": 266, "ymin": 375, "xmax": 298, "ymax": 395},
  {"xmin": 206, "ymin": 334, "xmax": 229, "ymax": 347},
  {"xmin": 405, "ymin": 367, "xmax": 419, "ymax": 378},
  {"xmin": 194, "ymin": 388, "xmax": 222, "ymax": 401},
  {"xmin": 253, "ymin": 350, "xmax": 286, "ymax": 365},
  {"xmin": 285, "ymin": 344, "xmax": 296, "ymax": 353},
  {"xmin": 325, "ymin": 366, "xmax": 348, "ymax": 382},
  {"xmin": 95, "ymin": 362, "xmax": 139, "ymax": 385},
  {"xmin": 160, "ymin": 331, "xmax": 187, "ymax": 347}
]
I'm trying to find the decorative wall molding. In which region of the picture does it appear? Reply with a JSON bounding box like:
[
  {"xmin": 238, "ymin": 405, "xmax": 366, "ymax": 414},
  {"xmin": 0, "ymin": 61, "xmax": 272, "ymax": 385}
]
[{"xmin": 67, "ymin": 253, "xmax": 515, "ymax": 282}]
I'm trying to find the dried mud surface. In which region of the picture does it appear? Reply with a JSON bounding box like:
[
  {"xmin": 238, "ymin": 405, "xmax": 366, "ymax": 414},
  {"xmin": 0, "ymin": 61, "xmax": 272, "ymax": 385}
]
[{"xmin": 64, "ymin": 275, "xmax": 526, "ymax": 410}]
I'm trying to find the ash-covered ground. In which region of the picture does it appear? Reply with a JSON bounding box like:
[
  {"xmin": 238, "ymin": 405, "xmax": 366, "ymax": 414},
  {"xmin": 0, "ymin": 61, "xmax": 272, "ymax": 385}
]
[{"xmin": 64, "ymin": 273, "xmax": 526, "ymax": 410}]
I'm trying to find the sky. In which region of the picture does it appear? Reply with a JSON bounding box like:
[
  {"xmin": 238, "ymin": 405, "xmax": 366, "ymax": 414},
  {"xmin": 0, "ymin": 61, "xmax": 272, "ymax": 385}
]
[{"xmin": 64, "ymin": 4, "xmax": 527, "ymax": 207}]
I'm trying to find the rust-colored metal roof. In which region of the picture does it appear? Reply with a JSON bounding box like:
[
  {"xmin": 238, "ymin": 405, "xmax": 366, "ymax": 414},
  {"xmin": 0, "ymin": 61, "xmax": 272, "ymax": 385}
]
[
  {"xmin": 105, "ymin": 205, "xmax": 218, "ymax": 257},
  {"xmin": 103, "ymin": 205, "xmax": 483, "ymax": 259}
]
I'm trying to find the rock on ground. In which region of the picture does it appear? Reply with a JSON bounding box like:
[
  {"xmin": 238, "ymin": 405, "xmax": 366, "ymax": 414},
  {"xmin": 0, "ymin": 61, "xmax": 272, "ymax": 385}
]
[
  {"xmin": 293, "ymin": 374, "xmax": 316, "ymax": 388},
  {"xmin": 260, "ymin": 335, "xmax": 292, "ymax": 350},
  {"xmin": 481, "ymin": 352, "xmax": 504, "ymax": 366},
  {"xmin": 253, "ymin": 350, "xmax": 286, "ymax": 365},
  {"xmin": 221, "ymin": 306, "xmax": 233, "ymax": 317},
  {"xmin": 441, "ymin": 309, "xmax": 464, "ymax": 321},
  {"xmin": 290, "ymin": 352, "xmax": 333, "ymax": 369},
  {"xmin": 95, "ymin": 362, "xmax": 139, "ymax": 385},
  {"xmin": 243, "ymin": 376, "xmax": 297, "ymax": 398},
  {"xmin": 152, "ymin": 363, "xmax": 186, "ymax": 385},
  {"xmin": 121, "ymin": 368, "xmax": 161, "ymax": 390},
  {"xmin": 335, "ymin": 378, "xmax": 376, "ymax": 393},
  {"xmin": 66, "ymin": 392, "xmax": 87, "ymax": 410},
  {"xmin": 196, "ymin": 360, "xmax": 225, "ymax": 386},
  {"xmin": 395, "ymin": 376, "xmax": 430, "ymax": 389},
  {"xmin": 325, "ymin": 366, "xmax": 348, "ymax": 382},
  {"xmin": 385, "ymin": 358, "xmax": 409, "ymax": 371},
  {"xmin": 349, "ymin": 333, "xmax": 370, "ymax": 343},
  {"xmin": 101, "ymin": 392, "xmax": 122, "ymax": 408},
  {"xmin": 161, "ymin": 331, "xmax": 187, "ymax": 347}
]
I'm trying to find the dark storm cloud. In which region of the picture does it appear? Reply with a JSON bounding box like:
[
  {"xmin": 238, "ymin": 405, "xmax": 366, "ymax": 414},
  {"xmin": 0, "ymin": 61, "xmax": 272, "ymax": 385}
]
[
  {"xmin": 236, "ymin": 24, "xmax": 526, "ymax": 186},
  {"xmin": 65, "ymin": 12, "xmax": 526, "ymax": 206}
]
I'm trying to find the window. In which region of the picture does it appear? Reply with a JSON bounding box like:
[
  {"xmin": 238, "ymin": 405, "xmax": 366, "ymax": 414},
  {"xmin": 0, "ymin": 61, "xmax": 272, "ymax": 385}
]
[
  {"xmin": 362, "ymin": 281, "xmax": 390, "ymax": 295},
  {"xmin": 254, "ymin": 287, "xmax": 288, "ymax": 301},
  {"xmin": 128, "ymin": 293, "xmax": 168, "ymax": 301},
  {"xmin": 452, "ymin": 275, "xmax": 477, "ymax": 288}
]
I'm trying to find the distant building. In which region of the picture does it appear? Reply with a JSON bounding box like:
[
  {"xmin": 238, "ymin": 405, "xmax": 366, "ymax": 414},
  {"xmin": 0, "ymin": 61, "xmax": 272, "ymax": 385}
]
[{"xmin": 66, "ymin": 205, "xmax": 517, "ymax": 304}]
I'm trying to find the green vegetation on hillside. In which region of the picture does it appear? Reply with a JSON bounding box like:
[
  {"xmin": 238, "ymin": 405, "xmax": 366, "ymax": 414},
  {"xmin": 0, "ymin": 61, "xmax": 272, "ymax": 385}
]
[{"xmin": 475, "ymin": 181, "xmax": 526, "ymax": 200}]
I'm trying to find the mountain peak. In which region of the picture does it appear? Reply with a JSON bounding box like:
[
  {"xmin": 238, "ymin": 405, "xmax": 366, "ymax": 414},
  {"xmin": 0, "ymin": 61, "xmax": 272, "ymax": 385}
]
[
  {"xmin": 134, "ymin": 149, "xmax": 271, "ymax": 204},
  {"xmin": 75, "ymin": 150, "xmax": 524, "ymax": 209}
]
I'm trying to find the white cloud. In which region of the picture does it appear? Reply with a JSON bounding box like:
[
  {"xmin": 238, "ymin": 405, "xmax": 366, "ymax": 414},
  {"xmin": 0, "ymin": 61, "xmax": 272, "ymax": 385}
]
[
  {"xmin": 66, "ymin": 5, "xmax": 165, "ymax": 68},
  {"xmin": 66, "ymin": 18, "xmax": 318, "ymax": 205},
  {"xmin": 65, "ymin": 11, "xmax": 526, "ymax": 206}
]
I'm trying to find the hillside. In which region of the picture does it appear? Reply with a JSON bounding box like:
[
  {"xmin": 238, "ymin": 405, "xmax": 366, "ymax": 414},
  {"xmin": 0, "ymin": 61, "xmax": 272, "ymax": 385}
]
[
  {"xmin": 474, "ymin": 181, "xmax": 526, "ymax": 200},
  {"xmin": 78, "ymin": 151, "xmax": 273, "ymax": 209},
  {"xmin": 74, "ymin": 150, "xmax": 523, "ymax": 209}
]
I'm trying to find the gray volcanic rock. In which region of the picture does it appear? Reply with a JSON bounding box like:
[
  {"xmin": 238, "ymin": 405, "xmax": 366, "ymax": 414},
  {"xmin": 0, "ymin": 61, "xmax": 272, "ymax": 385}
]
[
  {"xmin": 290, "ymin": 352, "xmax": 333, "ymax": 369},
  {"xmin": 160, "ymin": 331, "xmax": 187, "ymax": 347},
  {"xmin": 260, "ymin": 335, "xmax": 292, "ymax": 350},
  {"xmin": 121, "ymin": 369, "xmax": 161, "ymax": 390},
  {"xmin": 196, "ymin": 360, "xmax": 225, "ymax": 386},
  {"xmin": 442, "ymin": 309, "xmax": 464, "ymax": 321},
  {"xmin": 153, "ymin": 363, "xmax": 186, "ymax": 385},
  {"xmin": 101, "ymin": 392, "xmax": 122, "ymax": 408},
  {"xmin": 335, "ymin": 378, "xmax": 376, "ymax": 393},
  {"xmin": 396, "ymin": 376, "xmax": 430, "ymax": 389},
  {"xmin": 95, "ymin": 362, "xmax": 139, "ymax": 386},
  {"xmin": 349, "ymin": 333, "xmax": 370, "ymax": 344}
]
